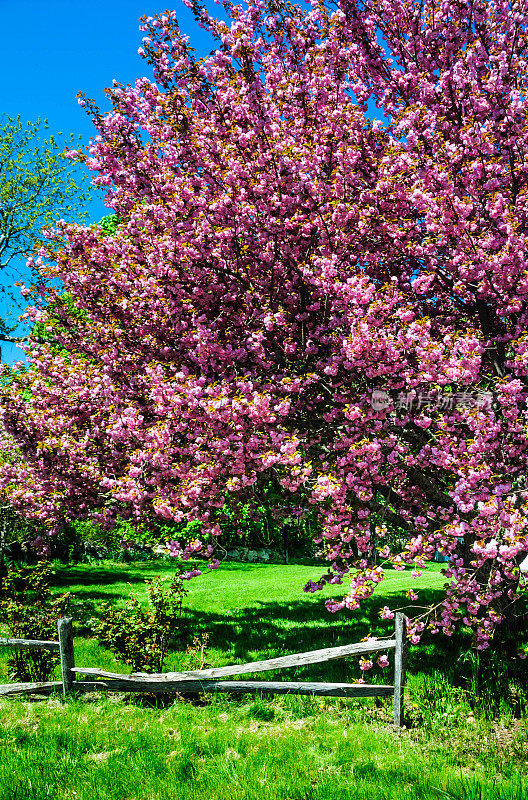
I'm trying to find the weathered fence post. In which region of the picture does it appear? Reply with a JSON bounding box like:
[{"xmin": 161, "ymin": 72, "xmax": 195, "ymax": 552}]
[
  {"xmin": 393, "ymin": 612, "xmax": 407, "ymax": 727},
  {"xmin": 58, "ymin": 618, "xmax": 75, "ymax": 697}
]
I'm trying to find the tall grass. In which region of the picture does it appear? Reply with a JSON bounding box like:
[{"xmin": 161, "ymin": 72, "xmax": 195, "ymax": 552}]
[{"xmin": 0, "ymin": 693, "xmax": 526, "ymax": 800}]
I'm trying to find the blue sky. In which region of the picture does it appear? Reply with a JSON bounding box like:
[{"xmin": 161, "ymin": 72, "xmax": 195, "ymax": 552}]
[{"xmin": 0, "ymin": 0, "xmax": 218, "ymax": 362}]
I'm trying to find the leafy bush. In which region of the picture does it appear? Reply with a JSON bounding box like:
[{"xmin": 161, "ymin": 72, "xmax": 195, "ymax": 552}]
[
  {"xmin": 0, "ymin": 562, "xmax": 71, "ymax": 682},
  {"xmin": 0, "ymin": 504, "xmax": 41, "ymax": 558},
  {"xmin": 90, "ymin": 574, "xmax": 187, "ymax": 673}
]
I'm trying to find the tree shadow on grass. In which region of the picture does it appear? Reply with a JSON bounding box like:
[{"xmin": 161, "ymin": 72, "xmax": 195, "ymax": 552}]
[
  {"xmin": 173, "ymin": 586, "xmax": 449, "ymax": 683},
  {"xmin": 50, "ymin": 561, "xmax": 192, "ymax": 591},
  {"xmin": 52, "ymin": 567, "xmax": 146, "ymax": 589},
  {"xmin": 177, "ymin": 586, "xmax": 528, "ymax": 696},
  {"xmin": 51, "ymin": 562, "xmax": 267, "ymax": 596},
  {"xmin": 52, "ymin": 562, "xmax": 526, "ymax": 696},
  {"xmin": 52, "ymin": 561, "xmax": 453, "ymax": 682}
]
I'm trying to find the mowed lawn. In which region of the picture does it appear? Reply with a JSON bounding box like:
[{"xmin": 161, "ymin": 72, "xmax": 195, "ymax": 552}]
[
  {"xmin": 0, "ymin": 560, "xmax": 527, "ymax": 800},
  {"xmin": 44, "ymin": 560, "xmax": 448, "ymax": 678}
]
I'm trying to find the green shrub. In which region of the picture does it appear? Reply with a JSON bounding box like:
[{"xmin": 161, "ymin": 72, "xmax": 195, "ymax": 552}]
[
  {"xmin": 90, "ymin": 574, "xmax": 187, "ymax": 673},
  {"xmin": 0, "ymin": 561, "xmax": 71, "ymax": 682},
  {"xmin": 0, "ymin": 504, "xmax": 41, "ymax": 559}
]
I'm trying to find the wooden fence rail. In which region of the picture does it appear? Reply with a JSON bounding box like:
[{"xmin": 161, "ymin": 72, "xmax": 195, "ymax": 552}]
[
  {"xmin": 70, "ymin": 679, "xmax": 397, "ymax": 697},
  {"xmin": 73, "ymin": 637, "xmax": 397, "ymax": 682},
  {"xmin": 0, "ymin": 638, "xmax": 60, "ymax": 651},
  {"xmin": 0, "ymin": 614, "xmax": 408, "ymax": 725}
]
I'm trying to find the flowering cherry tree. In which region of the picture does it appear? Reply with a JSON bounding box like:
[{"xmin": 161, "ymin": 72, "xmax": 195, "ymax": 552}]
[{"xmin": 2, "ymin": 0, "xmax": 528, "ymax": 649}]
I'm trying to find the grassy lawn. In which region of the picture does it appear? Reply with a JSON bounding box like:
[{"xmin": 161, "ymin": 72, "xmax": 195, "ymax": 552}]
[{"xmin": 0, "ymin": 560, "xmax": 527, "ymax": 799}]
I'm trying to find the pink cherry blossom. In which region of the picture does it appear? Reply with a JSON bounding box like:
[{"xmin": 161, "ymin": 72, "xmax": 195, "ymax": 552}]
[
  {"xmin": 0, "ymin": 0, "xmax": 527, "ymax": 646},
  {"xmin": 359, "ymin": 658, "xmax": 373, "ymax": 671}
]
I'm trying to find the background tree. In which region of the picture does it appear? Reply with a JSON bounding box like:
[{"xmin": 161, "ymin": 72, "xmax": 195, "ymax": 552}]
[
  {"xmin": 0, "ymin": 115, "xmax": 92, "ymax": 345},
  {"xmin": 1, "ymin": 0, "xmax": 528, "ymax": 651}
]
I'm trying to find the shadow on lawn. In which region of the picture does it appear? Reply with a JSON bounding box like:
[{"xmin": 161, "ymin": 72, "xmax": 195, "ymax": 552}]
[
  {"xmin": 52, "ymin": 562, "xmax": 455, "ymax": 681},
  {"xmin": 52, "ymin": 561, "xmax": 269, "ymax": 591},
  {"xmin": 49, "ymin": 562, "xmax": 528, "ymax": 704},
  {"xmin": 52, "ymin": 567, "xmax": 145, "ymax": 588},
  {"xmin": 51, "ymin": 561, "xmax": 190, "ymax": 589},
  {"xmin": 50, "ymin": 560, "xmax": 528, "ymax": 699}
]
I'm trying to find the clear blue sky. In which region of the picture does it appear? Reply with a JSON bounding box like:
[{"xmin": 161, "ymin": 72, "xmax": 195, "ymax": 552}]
[{"xmin": 0, "ymin": 0, "xmax": 218, "ymax": 363}]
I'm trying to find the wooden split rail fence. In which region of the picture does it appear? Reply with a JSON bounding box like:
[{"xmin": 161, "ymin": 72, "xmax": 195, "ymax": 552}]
[{"xmin": 0, "ymin": 613, "xmax": 408, "ymax": 726}]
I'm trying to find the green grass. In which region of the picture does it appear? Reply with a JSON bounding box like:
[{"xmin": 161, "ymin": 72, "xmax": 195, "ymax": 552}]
[
  {"xmin": 0, "ymin": 560, "xmax": 527, "ymax": 799},
  {"xmin": 0, "ymin": 692, "xmax": 527, "ymax": 800}
]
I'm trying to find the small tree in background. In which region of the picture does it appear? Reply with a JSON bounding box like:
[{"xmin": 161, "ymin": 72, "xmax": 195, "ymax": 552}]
[
  {"xmin": 2, "ymin": 0, "xmax": 528, "ymax": 651},
  {"xmin": 0, "ymin": 115, "xmax": 92, "ymax": 343}
]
